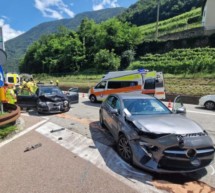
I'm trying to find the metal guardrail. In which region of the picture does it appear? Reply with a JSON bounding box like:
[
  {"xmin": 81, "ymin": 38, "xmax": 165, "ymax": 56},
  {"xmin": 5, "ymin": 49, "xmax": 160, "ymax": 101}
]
[{"xmin": 0, "ymin": 103, "xmax": 20, "ymax": 127}]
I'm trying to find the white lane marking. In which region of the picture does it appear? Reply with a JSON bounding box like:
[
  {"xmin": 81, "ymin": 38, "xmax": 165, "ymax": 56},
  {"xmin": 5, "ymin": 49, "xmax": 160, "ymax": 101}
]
[
  {"xmin": 210, "ymin": 165, "xmax": 215, "ymax": 176},
  {"xmin": 36, "ymin": 122, "xmax": 159, "ymax": 193},
  {"xmin": 0, "ymin": 119, "xmax": 48, "ymax": 148},
  {"xmin": 187, "ymin": 110, "xmax": 215, "ymax": 116}
]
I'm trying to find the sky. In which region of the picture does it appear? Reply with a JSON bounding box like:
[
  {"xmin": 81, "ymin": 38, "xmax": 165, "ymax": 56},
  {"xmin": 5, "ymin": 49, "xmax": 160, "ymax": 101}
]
[{"xmin": 0, "ymin": 0, "xmax": 137, "ymax": 42}]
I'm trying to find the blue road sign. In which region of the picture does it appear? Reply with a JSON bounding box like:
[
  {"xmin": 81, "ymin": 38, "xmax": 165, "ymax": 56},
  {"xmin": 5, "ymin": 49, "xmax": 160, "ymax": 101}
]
[{"xmin": 0, "ymin": 65, "xmax": 4, "ymax": 87}]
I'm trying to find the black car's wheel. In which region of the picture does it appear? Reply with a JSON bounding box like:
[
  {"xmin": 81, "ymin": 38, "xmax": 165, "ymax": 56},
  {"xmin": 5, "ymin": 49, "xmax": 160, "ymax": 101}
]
[
  {"xmin": 205, "ymin": 101, "xmax": 215, "ymax": 110},
  {"xmin": 90, "ymin": 95, "xmax": 97, "ymax": 103},
  {"xmin": 99, "ymin": 111, "xmax": 105, "ymax": 128},
  {"xmin": 37, "ymin": 107, "xmax": 43, "ymax": 114},
  {"xmin": 117, "ymin": 134, "xmax": 133, "ymax": 163},
  {"xmin": 64, "ymin": 104, "xmax": 70, "ymax": 112}
]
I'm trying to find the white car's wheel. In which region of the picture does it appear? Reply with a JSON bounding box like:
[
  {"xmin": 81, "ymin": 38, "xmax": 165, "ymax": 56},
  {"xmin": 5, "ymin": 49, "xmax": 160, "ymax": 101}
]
[{"xmin": 205, "ymin": 101, "xmax": 215, "ymax": 110}]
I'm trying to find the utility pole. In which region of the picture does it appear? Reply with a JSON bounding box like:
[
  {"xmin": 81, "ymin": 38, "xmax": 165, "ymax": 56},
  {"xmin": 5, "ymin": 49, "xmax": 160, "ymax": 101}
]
[{"xmin": 155, "ymin": 0, "xmax": 160, "ymax": 40}]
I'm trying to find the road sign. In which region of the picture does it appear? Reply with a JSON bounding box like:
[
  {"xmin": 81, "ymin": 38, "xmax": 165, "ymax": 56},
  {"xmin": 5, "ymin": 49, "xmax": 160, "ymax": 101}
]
[
  {"xmin": 0, "ymin": 65, "xmax": 4, "ymax": 87},
  {"xmin": 0, "ymin": 27, "xmax": 4, "ymax": 50},
  {"xmin": 0, "ymin": 49, "xmax": 7, "ymax": 65}
]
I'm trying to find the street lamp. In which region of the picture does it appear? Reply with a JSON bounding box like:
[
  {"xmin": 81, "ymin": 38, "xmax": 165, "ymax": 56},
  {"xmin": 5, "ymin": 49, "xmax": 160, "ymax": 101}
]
[{"xmin": 155, "ymin": 0, "xmax": 160, "ymax": 40}]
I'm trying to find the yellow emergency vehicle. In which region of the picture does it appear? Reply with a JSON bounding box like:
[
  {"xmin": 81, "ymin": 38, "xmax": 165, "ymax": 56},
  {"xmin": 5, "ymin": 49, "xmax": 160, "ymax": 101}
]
[
  {"xmin": 5, "ymin": 73, "xmax": 20, "ymax": 86},
  {"xmin": 88, "ymin": 69, "xmax": 165, "ymax": 103}
]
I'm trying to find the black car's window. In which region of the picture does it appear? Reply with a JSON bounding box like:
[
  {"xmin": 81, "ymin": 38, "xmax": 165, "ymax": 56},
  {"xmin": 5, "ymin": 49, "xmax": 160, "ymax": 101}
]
[
  {"xmin": 39, "ymin": 87, "xmax": 63, "ymax": 96},
  {"xmin": 69, "ymin": 88, "xmax": 79, "ymax": 93},
  {"xmin": 35, "ymin": 89, "xmax": 39, "ymax": 96},
  {"xmin": 123, "ymin": 98, "xmax": 171, "ymax": 115}
]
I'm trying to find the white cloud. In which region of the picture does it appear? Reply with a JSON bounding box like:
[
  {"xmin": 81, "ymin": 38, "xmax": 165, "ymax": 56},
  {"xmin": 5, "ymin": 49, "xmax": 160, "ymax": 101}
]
[
  {"xmin": 34, "ymin": 0, "xmax": 75, "ymax": 19},
  {"xmin": 0, "ymin": 18, "xmax": 24, "ymax": 41},
  {"xmin": 93, "ymin": 0, "xmax": 119, "ymax": 11}
]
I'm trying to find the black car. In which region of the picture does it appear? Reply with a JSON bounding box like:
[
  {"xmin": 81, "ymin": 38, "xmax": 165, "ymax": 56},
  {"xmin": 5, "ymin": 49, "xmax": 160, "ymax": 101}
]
[
  {"xmin": 17, "ymin": 85, "xmax": 79, "ymax": 114},
  {"xmin": 100, "ymin": 93, "xmax": 215, "ymax": 173}
]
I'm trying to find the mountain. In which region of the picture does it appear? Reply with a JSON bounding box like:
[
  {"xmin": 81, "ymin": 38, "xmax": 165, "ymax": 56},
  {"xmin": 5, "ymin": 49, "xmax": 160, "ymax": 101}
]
[
  {"xmin": 118, "ymin": 0, "xmax": 203, "ymax": 26},
  {"xmin": 4, "ymin": 7, "xmax": 125, "ymax": 71}
]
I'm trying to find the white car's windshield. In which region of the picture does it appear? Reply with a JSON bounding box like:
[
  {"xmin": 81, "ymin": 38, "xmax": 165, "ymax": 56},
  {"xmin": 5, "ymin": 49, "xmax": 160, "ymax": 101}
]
[{"xmin": 123, "ymin": 98, "xmax": 171, "ymax": 115}]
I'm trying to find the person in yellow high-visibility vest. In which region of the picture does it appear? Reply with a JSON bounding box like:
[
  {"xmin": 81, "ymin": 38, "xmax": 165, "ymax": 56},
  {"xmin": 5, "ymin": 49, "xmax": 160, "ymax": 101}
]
[
  {"xmin": 56, "ymin": 80, "xmax": 59, "ymax": 86},
  {"xmin": 21, "ymin": 79, "xmax": 31, "ymax": 95},
  {"xmin": 5, "ymin": 83, "xmax": 17, "ymax": 104},
  {"xmin": 27, "ymin": 78, "xmax": 35, "ymax": 94},
  {"xmin": 0, "ymin": 87, "xmax": 6, "ymax": 102}
]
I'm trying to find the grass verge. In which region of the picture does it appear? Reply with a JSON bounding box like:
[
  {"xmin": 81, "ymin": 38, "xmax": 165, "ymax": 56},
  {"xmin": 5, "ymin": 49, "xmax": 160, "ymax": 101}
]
[{"xmin": 0, "ymin": 124, "xmax": 17, "ymax": 139}]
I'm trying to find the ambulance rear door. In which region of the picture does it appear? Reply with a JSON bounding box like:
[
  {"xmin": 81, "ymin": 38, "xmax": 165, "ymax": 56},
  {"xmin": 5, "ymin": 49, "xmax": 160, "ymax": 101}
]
[
  {"xmin": 142, "ymin": 71, "xmax": 156, "ymax": 96},
  {"xmin": 154, "ymin": 72, "xmax": 165, "ymax": 99}
]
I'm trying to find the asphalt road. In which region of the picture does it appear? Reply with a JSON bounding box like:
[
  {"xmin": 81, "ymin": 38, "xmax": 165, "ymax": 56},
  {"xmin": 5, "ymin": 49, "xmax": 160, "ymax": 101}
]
[{"xmin": 0, "ymin": 95, "xmax": 215, "ymax": 193}]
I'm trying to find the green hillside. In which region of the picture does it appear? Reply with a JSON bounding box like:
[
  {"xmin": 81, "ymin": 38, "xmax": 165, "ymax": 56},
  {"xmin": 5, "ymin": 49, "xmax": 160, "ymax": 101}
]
[
  {"xmin": 118, "ymin": 0, "xmax": 203, "ymax": 26},
  {"xmin": 139, "ymin": 8, "xmax": 202, "ymax": 39},
  {"xmin": 129, "ymin": 48, "xmax": 215, "ymax": 74},
  {"xmin": 4, "ymin": 7, "xmax": 125, "ymax": 72}
]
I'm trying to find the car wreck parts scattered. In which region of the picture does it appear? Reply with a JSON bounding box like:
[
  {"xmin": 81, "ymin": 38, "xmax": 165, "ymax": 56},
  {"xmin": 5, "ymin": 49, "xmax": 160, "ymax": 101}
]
[
  {"xmin": 24, "ymin": 143, "xmax": 42, "ymax": 152},
  {"xmin": 89, "ymin": 69, "xmax": 165, "ymax": 103},
  {"xmin": 99, "ymin": 93, "xmax": 215, "ymax": 173}
]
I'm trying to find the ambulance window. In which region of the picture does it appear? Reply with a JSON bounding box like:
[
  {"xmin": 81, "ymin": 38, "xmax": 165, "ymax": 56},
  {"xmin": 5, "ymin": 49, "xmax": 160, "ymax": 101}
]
[
  {"xmin": 95, "ymin": 81, "xmax": 106, "ymax": 89},
  {"xmin": 8, "ymin": 77, "xmax": 15, "ymax": 83},
  {"xmin": 144, "ymin": 79, "xmax": 155, "ymax": 89},
  {"xmin": 108, "ymin": 82, "xmax": 121, "ymax": 89},
  {"xmin": 108, "ymin": 81, "xmax": 138, "ymax": 89},
  {"xmin": 122, "ymin": 81, "xmax": 138, "ymax": 87},
  {"xmin": 155, "ymin": 78, "xmax": 164, "ymax": 88}
]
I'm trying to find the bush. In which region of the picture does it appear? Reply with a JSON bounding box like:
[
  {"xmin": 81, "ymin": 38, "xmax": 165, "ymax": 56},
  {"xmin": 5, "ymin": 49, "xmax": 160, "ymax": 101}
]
[{"xmin": 94, "ymin": 49, "xmax": 120, "ymax": 72}]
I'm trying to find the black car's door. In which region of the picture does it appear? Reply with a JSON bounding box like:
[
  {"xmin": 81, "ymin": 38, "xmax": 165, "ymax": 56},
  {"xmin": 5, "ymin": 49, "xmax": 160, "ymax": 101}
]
[
  {"xmin": 66, "ymin": 88, "xmax": 79, "ymax": 104},
  {"xmin": 17, "ymin": 94, "xmax": 38, "ymax": 108}
]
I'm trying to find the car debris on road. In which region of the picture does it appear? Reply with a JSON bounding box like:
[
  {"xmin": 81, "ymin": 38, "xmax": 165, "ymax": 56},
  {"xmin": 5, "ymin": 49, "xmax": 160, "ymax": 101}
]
[{"xmin": 24, "ymin": 143, "xmax": 42, "ymax": 152}]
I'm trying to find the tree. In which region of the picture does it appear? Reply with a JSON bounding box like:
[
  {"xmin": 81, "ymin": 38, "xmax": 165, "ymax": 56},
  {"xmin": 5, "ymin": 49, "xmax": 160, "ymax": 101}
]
[
  {"xmin": 77, "ymin": 18, "xmax": 101, "ymax": 69},
  {"xmin": 94, "ymin": 49, "xmax": 120, "ymax": 72},
  {"xmin": 100, "ymin": 18, "xmax": 142, "ymax": 56},
  {"xmin": 120, "ymin": 50, "xmax": 136, "ymax": 70},
  {"xmin": 19, "ymin": 31, "xmax": 84, "ymax": 74}
]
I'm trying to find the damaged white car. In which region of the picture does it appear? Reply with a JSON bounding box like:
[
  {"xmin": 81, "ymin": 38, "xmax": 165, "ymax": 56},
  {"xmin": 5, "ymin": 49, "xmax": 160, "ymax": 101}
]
[{"xmin": 99, "ymin": 93, "xmax": 215, "ymax": 173}]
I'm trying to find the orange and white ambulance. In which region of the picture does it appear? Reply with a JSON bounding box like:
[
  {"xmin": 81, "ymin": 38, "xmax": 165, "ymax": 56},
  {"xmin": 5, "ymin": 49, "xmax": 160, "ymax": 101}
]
[{"xmin": 88, "ymin": 69, "xmax": 165, "ymax": 103}]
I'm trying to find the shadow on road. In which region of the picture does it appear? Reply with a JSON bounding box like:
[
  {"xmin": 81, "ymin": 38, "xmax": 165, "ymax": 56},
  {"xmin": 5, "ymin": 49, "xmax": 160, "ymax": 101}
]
[
  {"xmin": 89, "ymin": 121, "xmax": 154, "ymax": 186},
  {"xmin": 81, "ymin": 101, "xmax": 102, "ymax": 108},
  {"xmin": 194, "ymin": 106, "xmax": 215, "ymax": 112}
]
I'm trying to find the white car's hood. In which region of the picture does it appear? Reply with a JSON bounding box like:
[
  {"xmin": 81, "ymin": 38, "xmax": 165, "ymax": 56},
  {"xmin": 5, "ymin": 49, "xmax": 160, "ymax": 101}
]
[{"xmin": 132, "ymin": 114, "xmax": 203, "ymax": 135}]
